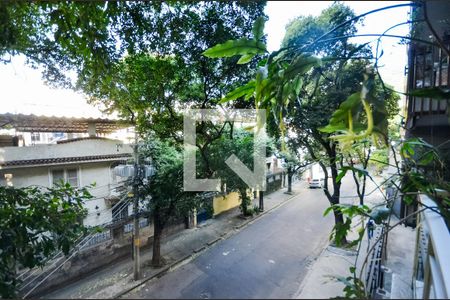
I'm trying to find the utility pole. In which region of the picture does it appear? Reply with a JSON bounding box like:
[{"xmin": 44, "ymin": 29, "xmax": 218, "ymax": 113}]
[{"xmin": 132, "ymin": 130, "xmax": 141, "ymax": 280}]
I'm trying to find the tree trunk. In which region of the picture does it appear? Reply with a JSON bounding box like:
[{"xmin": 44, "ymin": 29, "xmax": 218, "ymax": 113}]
[
  {"xmin": 287, "ymin": 171, "xmax": 293, "ymax": 193},
  {"xmin": 302, "ymin": 135, "xmax": 347, "ymax": 245},
  {"xmin": 332, "ymin": 204, "xmax": 347, "ymax": 246},
  {"xmin": 152, "ymin": 211, "xmax": 164, "ymax": 267},
  {"xmin": 319, "ymin": 145, "xmax": 347, "ymax": 245},
  {"xmin": 329, "ymin": 165, "xmax": 347, "ymax": 246}
]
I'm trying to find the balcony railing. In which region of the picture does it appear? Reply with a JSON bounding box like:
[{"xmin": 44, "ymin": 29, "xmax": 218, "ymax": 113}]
[
  {"xmin": 413, "ymin": 194, "xmax": 450, "ymax": 299},
  {"xmin": 407, "ymin": 42, "xmax": 449, "ymax": 121}
]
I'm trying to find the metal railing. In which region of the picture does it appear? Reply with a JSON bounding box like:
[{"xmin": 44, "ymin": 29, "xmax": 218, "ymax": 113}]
[
  {"xmin": 124, "ymin": 218, "xmax": 150, "ymax": 233},
  {"xmin": 365, "ymin": 226, "xmax": 386, "ymax": 297},
  {"xmin": 85, "ymin": 231, "xmax": 112, "ymax": 248},
  {"xmin": 413, "ymin": 194, "xmax": 450, "ymax": 299}
]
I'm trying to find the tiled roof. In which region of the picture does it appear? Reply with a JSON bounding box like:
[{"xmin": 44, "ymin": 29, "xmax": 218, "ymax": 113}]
[
  {"xmin": 0, "ymin": 153, "xmax": 132, "ymax": 168},
  {"xmin": 0, "ymin": 113, "xmax": 133, "ymax": 133},
  {"xmin": 56, "ymin": 137, "xmax": 115, "ymax": 144}
]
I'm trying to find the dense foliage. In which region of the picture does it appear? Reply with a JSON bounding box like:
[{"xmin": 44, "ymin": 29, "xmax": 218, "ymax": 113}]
[
  {"xmin": 206, "ymin": 128, "xmax": 274, "ymax": 215},
  {"xmin": 204, "ymin": 3, "xmax": 400, "ymax": 245},
  {"xmin": 1, "ymin": 0, "xmax": 267, "ymax": 269},
  {"xmin": 0, "ymin": 184, "xmax": 91, "ymax": 298}
]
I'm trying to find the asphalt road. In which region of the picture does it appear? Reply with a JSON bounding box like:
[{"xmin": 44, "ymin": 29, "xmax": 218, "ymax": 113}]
[{"xmin": 123, "ymin": 186, "xmax": 335, "ymax": 299}]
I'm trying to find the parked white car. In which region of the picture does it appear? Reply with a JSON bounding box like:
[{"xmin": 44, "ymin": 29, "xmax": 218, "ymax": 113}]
[{"xmin": 308, "ymin": 177, "xmax": 324, "ymax": 188}]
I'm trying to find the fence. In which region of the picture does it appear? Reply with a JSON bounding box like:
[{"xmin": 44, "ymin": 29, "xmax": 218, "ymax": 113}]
[
  {"xmin": 85, "ymin": 230, "xmax": 112, "ymax": 248},
  {"xmin": 83, "ymin": 215, "xmax": 151, "ymax": 248},
  {"xmin": 124, "ymin": 218, "xmax": 150, "ymax": 233},
  {"xmin": 266, "ymin": 171, "xmax": 284, "ymax": 194},
  {"xmin": 365, "ymin": 226, "xmax": 387, "ymax": 297}
]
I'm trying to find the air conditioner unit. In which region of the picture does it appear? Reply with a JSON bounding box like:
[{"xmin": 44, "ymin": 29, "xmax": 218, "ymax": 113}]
[
  {"xmin": 113, "ymin": 165, "xmax": 155, "ymax": 178},
  {"xmin": 144, "ymin": 165, "xmax": 155, "ymax": 177},
  {"xmin": 113, "ymin": 165, "xmax": 134, "ymax": 177}
]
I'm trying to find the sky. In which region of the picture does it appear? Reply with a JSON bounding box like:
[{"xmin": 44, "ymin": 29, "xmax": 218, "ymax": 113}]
[{"xmin": 0, "ymin": 1, "xmax": 410, "ymax": 118}]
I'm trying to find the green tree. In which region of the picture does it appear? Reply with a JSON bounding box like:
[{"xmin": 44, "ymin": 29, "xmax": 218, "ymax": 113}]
[
  {"xmin": 140, "ymin": 138, "xmax": 202, "ymax": 267},
  {"xmin": 206, "ymin": 128, "xmax": 274, "ymax": 216},
  {"xmin": 203, "ymin": 3, "xmax": 399, "ymax": 245},
  {"xmin": 0, "ymin": 1, "xmax": 266, "ymax": 98},
  {"xmin": 0, "ymin": 184, "xmax": 91, "ymax": 298},
  {"xmin": 75, "ymin": 3, "xmax": 266, "ymax": 265},
  {"xmin": 279, "ymin": 148, "xmax": 311, "ymax": 194},
  {"xmin": 1, "ymin": 2, "xmax": 266, "ymax": 267}
]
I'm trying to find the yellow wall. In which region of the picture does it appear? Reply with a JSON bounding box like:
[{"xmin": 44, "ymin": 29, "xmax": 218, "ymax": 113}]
[{"xmin": 213, "ymin": 192, "xmax": 241, "ymax": 216}]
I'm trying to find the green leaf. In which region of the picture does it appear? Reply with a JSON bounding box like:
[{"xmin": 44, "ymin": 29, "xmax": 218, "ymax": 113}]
[
  {"xmin": 283, "ymin": 54, "xmax": 321, "ymax": 80},
  {"xmin": 329, "ymin": 92, "xmax": 361, "ymax": 125},
  {"xmin": 418, "ymin": 151, "xmax": 435, "ymax": 165},
  {"xmin": 323, "ymin": 206, "xmax": 334, "ymax": 216},
  {"xmin": 401, "ymin": 142, "xmax": 415, "ymax": 158},
  {"xmin": 257, "ymin": 58, "xmax": 268, "ymax": 67},
  {"xmin": 252, "ymin": 16, "xmax": 266, "ymax": 40},
  {"xmin": 237, "ymin": 54, "xmax": 255, "ymax": 64},
  {"xmin": 203, "ymin": 38, "xmax": 267, "ymax": 58},
  {"xmin": 219, "ymin": 81, "xmax": 256, "ymax": 104},
  {"xmin": 319, "ymin": 123, "xmax": 348, "ymax": 133},
  {"xmin": 292, "ymin": 76, "xmax": 303, "ymax": 95},
  {"xmin": 336, "ymin": 168, "xmax": 348, "ymax": 183},
  {"xmin": 336, "ymin": 166, "xmax": 369, "ymax": 183},
  {"xmin": 409, "ymin": 87, "xmax": 450, "ymax": 99}
]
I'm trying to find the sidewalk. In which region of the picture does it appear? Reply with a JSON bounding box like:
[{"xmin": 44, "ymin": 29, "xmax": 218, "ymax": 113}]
[
  {"xmin": 45, "ymin": 180, "xmax": 306, "ymax": 299},
  {"xmin": 295, "ymin": 173, "xmax": 387, "ymax": 299}
]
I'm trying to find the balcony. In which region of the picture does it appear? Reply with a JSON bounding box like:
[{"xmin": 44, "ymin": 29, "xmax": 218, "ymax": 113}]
[{"xmin": 406, "ymin": 37, "xmax": 450, "ymax": 130}]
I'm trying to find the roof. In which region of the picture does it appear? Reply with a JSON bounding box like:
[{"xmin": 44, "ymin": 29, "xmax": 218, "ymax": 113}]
[
  {"xmin": 0, "ymin": 153, "xmax": 132, "ymax": 169},
  {"xmin": 0, "ymin": 113, "xmax": 133, "ymax": 133},
  {"xmin": 56, "ymin": 136, "xmax": 116, "ymax": 144}
]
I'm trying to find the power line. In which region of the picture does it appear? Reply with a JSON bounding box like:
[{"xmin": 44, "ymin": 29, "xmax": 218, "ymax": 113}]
[
  {"xmin": 17, "ymin": 233, "xmax": 86, "ymax": 282},
  {"xmin": 19, "ymin": 195, "xmax": 132, "ymax": 295},
  {"xmin": 22, "ymin": 234, "xmax": 98, "ymax": 298}
]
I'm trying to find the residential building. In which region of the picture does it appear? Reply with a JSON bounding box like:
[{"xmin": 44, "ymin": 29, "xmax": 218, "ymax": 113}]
[
  {"xmin": 396, "ymin": 1, "xmax": 450, "ymax": 298},
  {"xmin": 404, "ymin": 0, "xmax": 450, "ymax": 178},
  {"xmin": 0, "ymin": 113, "xmax": 134, "ymax": 227}
]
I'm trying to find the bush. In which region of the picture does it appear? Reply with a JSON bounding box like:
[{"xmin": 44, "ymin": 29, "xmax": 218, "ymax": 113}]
[{"xmin": 369, "ymin": 149, "xmax": 389, "ymax": 175}]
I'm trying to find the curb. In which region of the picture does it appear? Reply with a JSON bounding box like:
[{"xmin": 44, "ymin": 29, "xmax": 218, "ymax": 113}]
[
  {"xmin": 113, "ymin": 186, "xmax": 303, "ymax": 298},
  {"xmin": 193, "ymin": 246, "xmax": 206, "ymax": 253},
  {"xmin": 206, "ymin": 237, "xmax": 221, "ymax": 246}
]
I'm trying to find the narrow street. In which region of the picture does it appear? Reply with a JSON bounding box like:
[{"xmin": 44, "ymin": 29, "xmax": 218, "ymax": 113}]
[{"xmin": 122, "ymin": 186, "xmax": 335, "ymax": 299}]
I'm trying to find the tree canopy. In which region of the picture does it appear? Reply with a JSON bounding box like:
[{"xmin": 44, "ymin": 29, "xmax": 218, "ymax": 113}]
[{"xmin": 0, "ymin": 1, "xmax": 265, "ymax": 97}]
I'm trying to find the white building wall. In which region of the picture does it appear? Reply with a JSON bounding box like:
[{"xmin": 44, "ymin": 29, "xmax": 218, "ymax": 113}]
[
  {"xmin": 0, "ymin": 161, "xmax": 127, "ymax": 227},
  {"xmin": 0, "ymin": 166, "xmax": 49, "ymax": 187},
  {"xmin": 80, "ymin": 162, "xmax": 115, "ymax": 227},
  {"xmin": 0, "ymin": 138, "xmax": 133, "ymax": 163}
]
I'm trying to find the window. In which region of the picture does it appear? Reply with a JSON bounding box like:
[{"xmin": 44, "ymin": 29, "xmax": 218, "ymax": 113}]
[
  {"xmin": 52, "ymin": 169, "xmax": 65, "ymax": 185},
  {"xmin": 51, "ymin": 168, "xmax": 79, "ymax": 187},
  {"xmin": 31, "ymin": 132, "xmax": 40, "ymax": 142},
  {"xmin": 4, "ymin": 173, "xmax": 13, "ymax": 186},
  {"xmin": 66, "ymin": 169, "xmax": 78, "ymax": 187}
]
